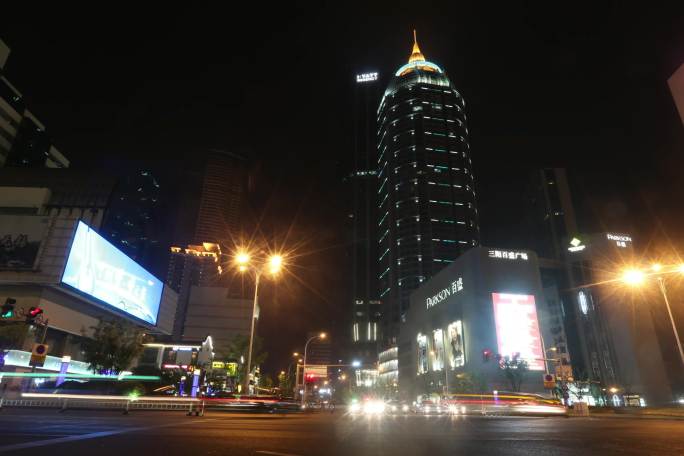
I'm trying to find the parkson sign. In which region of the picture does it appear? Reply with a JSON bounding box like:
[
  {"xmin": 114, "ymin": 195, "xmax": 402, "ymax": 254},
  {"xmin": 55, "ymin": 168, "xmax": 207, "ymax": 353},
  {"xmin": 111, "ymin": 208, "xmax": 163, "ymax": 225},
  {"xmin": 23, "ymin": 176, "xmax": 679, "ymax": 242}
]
[{"xmin": 426, "ymin": 278, "xmax": 463, "ymax": 309}]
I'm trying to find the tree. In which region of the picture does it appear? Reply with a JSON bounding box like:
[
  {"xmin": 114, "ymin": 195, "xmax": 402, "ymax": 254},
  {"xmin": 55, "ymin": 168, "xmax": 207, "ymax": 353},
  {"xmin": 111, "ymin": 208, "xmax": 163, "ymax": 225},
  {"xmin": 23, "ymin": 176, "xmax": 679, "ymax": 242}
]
[
  {"xmin": 499, "ymin": 357, "xmax": 529, "ymax": 392},
  {"xmin": 278, "ymin": 371, "xmax": 292, "ymax": 394},
  {"xmin": 451, "ymin": 371, "xmax": 487, "ymax": 394},
  {"xmin": 260, "ymin": 374, "xmax": 274, "ymax": 389},
  {"xmin": 215, "ymin": 334, "xmax": 268, "ymax": 385},
  {"xmin": 0, "ymin": 322, "xmax": 28, "ymax": 351},
  {"xmin": 81, "ymin": 319, "xmax": 146, "ymax": 374}
]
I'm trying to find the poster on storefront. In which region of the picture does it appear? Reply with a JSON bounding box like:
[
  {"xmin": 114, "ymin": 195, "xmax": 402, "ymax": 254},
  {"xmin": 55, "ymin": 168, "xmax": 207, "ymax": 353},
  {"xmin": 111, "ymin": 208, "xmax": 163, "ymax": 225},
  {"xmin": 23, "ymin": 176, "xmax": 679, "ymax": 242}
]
[
  {"xmin": 0, "ymin": 215, "xmax": 49, "ymax": 270},
  {"xmin": 492, "ymin": 293, "xmax": 544, "ymax": 370},
  {"xmin": 447, "ymin": 320, "xmax": 465, "ymax": 368},
  {"xmin": 417, "ymin": 334, "xmax": 428, "ymax": 374},
  {"xmin": 432, "ymin": 329, "xmax": 445, "ymax": 370}
]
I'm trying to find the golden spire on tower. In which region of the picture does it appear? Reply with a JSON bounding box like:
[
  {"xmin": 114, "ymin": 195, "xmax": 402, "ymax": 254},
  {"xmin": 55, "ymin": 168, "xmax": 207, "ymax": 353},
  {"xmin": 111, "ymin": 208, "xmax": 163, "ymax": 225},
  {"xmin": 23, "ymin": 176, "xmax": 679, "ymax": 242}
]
[{"xmin": 408, "ymin": 29, "xmax": 425, "ymax": 63}]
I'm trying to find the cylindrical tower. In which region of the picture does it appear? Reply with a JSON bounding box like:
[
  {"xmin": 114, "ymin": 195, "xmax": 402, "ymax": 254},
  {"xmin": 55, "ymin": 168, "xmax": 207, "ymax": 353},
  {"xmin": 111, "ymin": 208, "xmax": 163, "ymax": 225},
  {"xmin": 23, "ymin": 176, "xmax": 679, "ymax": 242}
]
[{"xmin": 377, "ymin": 32, "xmax": 479, "ymax": 344}]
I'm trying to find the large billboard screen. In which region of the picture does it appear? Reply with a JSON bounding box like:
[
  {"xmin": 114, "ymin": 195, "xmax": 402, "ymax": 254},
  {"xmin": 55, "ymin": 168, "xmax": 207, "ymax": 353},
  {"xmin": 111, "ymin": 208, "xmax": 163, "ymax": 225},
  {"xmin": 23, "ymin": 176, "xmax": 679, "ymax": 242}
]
[
  {"xmin": 61, "ymin": 221, "xmax": 162, "ymax": 325},
  {"xmin": 492, "ymin": 293, "xmax": 544, "ymax": 370}
]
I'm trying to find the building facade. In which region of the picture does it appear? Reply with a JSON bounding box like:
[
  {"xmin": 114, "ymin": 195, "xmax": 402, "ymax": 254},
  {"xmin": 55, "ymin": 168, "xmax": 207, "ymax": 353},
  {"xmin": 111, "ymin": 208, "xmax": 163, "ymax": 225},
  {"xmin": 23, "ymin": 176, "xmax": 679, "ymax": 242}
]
[
  {"xmin": 166, "ymin": 243, "xmax": 223, "ymax": 339},
  {"xmin": 378, "ymin": 33, "xmax": 479, "ymax": 346},
  {"xmin": 399, "ymin": 247, "xmax": 548, "ymax": 400},
  {"xmin": 0, "ymin": 39, "xmax": 69, "ymax": 169},
  {"xmin": 563, "ymin": 232, "xmax": 673, "ymax": 405},
  {"xmin": 0, "ymin": 191, "xmax": 177, "ymax": 390},
  {"xmin": 348, "ymin": 69, "xmax": 382, "ymax": 362},
  {"xmin": 102, "ymin": 170, "xmax": 161, "ymax": 268},
  {"xmin": 173, "ymin": 149, "xmax": 247, "ymax": 249}
]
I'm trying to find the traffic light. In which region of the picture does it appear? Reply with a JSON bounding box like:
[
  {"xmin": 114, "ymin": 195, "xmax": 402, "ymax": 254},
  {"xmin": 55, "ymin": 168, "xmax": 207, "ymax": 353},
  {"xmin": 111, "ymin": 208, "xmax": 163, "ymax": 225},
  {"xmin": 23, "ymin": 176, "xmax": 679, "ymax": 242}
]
[
  {"xmin": 482, "ymin": 349, "xmax": 492, "ymax": 362},
  {"xmin": 1, "ymin": 298, "xmax": 16, "ymax": 319},
  {"xmin": 25, "ymin": 306, "xmax": 43, "ymax": 324}
]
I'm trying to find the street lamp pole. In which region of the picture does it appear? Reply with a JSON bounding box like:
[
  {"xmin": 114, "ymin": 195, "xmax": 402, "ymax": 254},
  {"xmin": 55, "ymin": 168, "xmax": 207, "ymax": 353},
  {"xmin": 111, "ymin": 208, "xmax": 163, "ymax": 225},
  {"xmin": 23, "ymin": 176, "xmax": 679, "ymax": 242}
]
[
  {"xmin": 243, "ymin": 271, "xmax": 261, "ymax": 395},
  {"xmin": 301, "ymin": 333, "xmax": 325, "ymax": 407},
  {"xmin": 656, "ymin": 276, "xmax": 684, "ymax": 367},
  {"xmin": 235, "ymin": 251, "xmax": 283, "ymax": 395}
]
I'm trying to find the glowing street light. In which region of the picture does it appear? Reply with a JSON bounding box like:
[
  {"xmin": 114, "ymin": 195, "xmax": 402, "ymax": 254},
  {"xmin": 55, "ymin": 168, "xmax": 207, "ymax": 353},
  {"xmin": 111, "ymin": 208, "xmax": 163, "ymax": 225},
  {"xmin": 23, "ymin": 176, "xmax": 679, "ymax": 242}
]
[
  {"xmin": 301, "ymin": 332, "xmax": 327, "ymax": 407},
  {"xmin": 235, "ymin": 252, "xmax": 250, "ymax": 266},
  {"xmin": 233, "ymin": 249, "xmax": 287, "ymax": 394},
  {"xmin": 621, "ymin": 265, "xmax": 684, "ymax": 368},
  {"xmin": 269, "ymin": 255, "xmax": 283, "ymax": 274},
  {"xmin": 622, "ymin": 269, "xmax": 645, "ymax": 286}
]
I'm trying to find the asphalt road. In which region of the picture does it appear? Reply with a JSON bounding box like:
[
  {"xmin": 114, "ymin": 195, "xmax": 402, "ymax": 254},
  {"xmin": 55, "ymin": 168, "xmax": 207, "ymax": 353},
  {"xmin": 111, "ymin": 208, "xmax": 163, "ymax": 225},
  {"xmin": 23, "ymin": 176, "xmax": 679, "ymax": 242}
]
[{"xmin": 0, "ymin": 409, "xmax": 683, "ymax": 455}]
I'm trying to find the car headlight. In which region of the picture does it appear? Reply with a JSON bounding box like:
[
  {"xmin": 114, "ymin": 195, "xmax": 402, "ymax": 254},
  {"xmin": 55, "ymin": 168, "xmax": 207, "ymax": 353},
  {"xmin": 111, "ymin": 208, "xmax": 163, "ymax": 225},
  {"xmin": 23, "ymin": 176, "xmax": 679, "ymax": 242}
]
[{"xmin": 402, "ymin": 405, "xmax": 409, "ymax": 412}]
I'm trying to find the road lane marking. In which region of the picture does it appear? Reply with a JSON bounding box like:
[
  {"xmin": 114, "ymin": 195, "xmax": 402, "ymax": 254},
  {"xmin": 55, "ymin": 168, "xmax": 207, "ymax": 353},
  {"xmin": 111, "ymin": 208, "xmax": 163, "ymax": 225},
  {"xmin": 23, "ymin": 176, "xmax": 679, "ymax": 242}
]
[
  {"xmin": 255, "ymin": 451, "xmax": 303, "ymax": 456},
  {"xmin": 0, "ymin": 418, "xmax": 218, "ymax": 453}
]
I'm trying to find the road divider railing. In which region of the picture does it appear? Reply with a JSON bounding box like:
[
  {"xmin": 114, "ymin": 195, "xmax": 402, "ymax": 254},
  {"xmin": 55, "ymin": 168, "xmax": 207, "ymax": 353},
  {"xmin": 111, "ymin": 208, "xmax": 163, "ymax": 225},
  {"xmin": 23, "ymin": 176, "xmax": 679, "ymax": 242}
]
[{"xmin": 0, "ymin": 393, "xmax": 206, "ymax": 416}]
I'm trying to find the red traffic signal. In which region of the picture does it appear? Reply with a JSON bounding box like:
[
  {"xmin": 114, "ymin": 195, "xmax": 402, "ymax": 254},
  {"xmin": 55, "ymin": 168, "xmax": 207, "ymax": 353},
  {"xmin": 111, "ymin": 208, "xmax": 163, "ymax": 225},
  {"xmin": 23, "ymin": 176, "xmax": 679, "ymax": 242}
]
[
  {"xmin": 26, "ymin": 306, "xmax": 44, "ymax": 323},
  {"xmin": 482, "ymin": 349, "xmax": 492, "ymax": 362},
  {"xmin": 28, "ymin": 307, "xmax": 43, "ymax": 317}
]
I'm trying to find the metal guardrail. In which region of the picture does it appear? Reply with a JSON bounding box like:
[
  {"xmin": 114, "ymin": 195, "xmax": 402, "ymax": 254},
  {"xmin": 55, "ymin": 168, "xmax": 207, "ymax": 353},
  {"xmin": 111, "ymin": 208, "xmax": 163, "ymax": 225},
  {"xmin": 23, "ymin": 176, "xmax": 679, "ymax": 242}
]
[{"xmin": 0, "ymin": 396, "xmax": 205, "ymax": 415}]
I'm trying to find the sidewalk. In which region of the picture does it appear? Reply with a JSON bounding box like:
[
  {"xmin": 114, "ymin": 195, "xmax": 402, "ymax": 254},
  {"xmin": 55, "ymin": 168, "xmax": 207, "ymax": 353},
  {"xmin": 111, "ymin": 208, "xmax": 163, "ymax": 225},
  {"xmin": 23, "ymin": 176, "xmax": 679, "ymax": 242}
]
[{"xmin": 589, "ymin": 407, "xmax": 684, "ymax": 420}]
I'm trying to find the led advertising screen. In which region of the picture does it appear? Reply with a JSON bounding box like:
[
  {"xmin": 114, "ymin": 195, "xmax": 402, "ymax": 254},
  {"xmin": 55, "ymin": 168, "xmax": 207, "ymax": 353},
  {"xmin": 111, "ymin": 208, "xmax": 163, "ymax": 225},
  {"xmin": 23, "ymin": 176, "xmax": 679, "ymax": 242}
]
[
  {"xmin": 492, "ymin": 293, "xmax": 544, "ymax": 370},
  {"xmin": 61, "ymin": 221, "xmax": 163, "ymax": 325}
]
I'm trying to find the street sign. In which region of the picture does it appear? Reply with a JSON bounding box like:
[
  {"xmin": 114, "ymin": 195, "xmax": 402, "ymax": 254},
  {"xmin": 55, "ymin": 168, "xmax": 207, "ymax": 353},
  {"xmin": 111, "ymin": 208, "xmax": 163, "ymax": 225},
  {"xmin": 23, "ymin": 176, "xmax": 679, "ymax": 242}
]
[
  {"xmin": 212, "ymin": 361, "xmax": 225, "ymax": 369},
  {"xmin": 29, "ymin": 343, "xmax": 49, "ymax": 367},
  {"xmin": 543, "ymin": 373, "xmax": 556, "ymax": 389}
]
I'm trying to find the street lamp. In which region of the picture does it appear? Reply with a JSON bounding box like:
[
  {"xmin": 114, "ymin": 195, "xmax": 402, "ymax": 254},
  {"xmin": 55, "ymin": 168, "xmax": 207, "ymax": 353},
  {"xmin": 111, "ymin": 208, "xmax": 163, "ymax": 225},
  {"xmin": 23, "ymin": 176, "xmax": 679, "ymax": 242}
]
[
  {"xmin": 235, "ymin": 249, "xmax": 285, "ymax": 394},
  {"xmin": 621, "ymin": 269, "xmax": 645, "ymax": 286},
  {"xmin": 622, "ymin": 265, "xmax": 684, "ymax": 368},
  {"xmin": 301, "ymin": 332, "xmax": 326, "ymax": 407}
]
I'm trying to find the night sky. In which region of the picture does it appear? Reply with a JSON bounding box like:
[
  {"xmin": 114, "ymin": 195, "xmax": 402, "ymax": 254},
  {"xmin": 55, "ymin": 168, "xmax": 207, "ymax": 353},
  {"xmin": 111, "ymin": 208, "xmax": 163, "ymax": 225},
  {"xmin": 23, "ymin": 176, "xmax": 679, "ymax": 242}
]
[{"xmin": 3, "ymin": 4, "xmax": 684, "ymax": 375}]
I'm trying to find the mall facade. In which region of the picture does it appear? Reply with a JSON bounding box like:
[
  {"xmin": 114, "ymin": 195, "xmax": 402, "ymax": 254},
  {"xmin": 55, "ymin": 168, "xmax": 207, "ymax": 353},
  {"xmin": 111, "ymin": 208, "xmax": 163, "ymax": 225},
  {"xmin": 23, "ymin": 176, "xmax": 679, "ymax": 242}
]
[
  {"xmin": 0, "ymin": 187, "xmax": 178, "ymax": 386},
  {"xmin": 398, "ymin": 246, "xmax": 555, "ymax": 400}
]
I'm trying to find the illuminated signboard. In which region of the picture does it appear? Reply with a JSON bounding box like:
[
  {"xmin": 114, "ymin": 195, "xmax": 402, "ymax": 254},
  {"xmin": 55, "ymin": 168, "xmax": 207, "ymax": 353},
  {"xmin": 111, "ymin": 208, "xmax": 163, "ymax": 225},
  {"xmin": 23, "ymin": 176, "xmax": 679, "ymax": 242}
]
[
  {"xmin": 446, "ymin": 321, "xmax": 465, "ymax": 368},
  {"xmin": 61, "ymin": 221, "xmax": 163, "ymax": 325},
  {"xmin": 488, "ymin": 250, "xmax": 528, "ymax": 260},
  {"xmin": 426, "ymin": 278, "xmax": 463, "ymax": 309},
  {"xmin": 606, "ymin": 233, "xmax": 631, "ymax": 248},
  {"xmin": 432, "ymin": 329, "xmax": 445, "ymax": 371},
  {"xmin": 356, "ymin": 72, "xmax": 378, "ymax": 83},
  {"xmin": 492, "ymin": 293, "xmax": 544, "ymax": 370},
  {"xmin": 568, "ymin": 237, "xmax": 586, "ymax": 252},
  {"xmin": 417, "ymin": 334, "xmax": 428, "ymax": 374}
]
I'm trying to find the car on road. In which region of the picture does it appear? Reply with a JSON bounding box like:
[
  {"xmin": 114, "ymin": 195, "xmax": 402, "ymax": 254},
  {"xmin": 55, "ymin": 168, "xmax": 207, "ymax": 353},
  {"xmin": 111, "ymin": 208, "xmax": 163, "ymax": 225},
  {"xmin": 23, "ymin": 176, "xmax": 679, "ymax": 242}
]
[
  {"xmin": 414, "ymin": 400, "xmax": 450, "ymax": 415},
  {"xmin": 384, "ymin": 400, "xmax": 411, "ymax": 414}
]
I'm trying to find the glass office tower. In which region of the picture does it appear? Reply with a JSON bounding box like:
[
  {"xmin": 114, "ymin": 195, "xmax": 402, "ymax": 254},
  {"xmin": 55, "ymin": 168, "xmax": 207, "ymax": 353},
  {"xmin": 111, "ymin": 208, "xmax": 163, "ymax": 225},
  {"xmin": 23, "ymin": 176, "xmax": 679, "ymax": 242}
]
[{"xmin": 378, "ymin": 33, "xmax": 479, "ymax": 344}]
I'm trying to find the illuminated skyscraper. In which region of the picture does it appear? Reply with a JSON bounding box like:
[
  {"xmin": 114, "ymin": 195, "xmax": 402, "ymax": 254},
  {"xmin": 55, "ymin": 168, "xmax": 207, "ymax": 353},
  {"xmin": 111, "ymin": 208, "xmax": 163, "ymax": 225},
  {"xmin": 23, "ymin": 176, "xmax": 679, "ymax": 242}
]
[
  {"xmin": 348, "ymin": 70, "xmax": 382, "ymax": 362},
  {"xmin": 378, "ymin": 32, "xmax": 479, "ymax": 344}
]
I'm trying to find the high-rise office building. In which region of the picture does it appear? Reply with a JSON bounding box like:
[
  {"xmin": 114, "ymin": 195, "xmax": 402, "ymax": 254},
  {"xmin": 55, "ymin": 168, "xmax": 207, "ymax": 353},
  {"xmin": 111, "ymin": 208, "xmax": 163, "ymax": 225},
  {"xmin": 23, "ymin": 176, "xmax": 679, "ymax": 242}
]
[
  {"xmin": 377, "ymin": 33, "xmax": 478, "ymax": 344},
  {"xmin": 102, "ymin": 170, "xmax": 161, "ymax": 268},
  {"xmin": 348, "ymin": 70, "xmax": 382, "ymax": 362},
  {"xmin": 167, "ymin": 243, "xmax": 223, "ymax": 339},
  {"xmin": 0, "ymin": 39, "xmax": 69, "ymax": 169},
  {"xmin": 524, "ymin": 168, "xmax": 579, "ymax": 260},
  {"xmin": 173, "ymin": 149, "xmax": 247, "ymax": 248}
]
